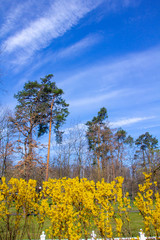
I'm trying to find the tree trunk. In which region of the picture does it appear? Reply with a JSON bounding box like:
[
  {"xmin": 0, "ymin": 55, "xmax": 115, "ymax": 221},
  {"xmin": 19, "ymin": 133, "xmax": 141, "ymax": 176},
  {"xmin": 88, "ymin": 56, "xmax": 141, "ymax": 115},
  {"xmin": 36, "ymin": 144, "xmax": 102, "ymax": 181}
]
[
  {"xmin": 97, "ymin": 125, "xmax": 101, "ymax": 181},
  {"xmin": 46, "ymin": 97, "xmax": 55, "ymax": 181}
]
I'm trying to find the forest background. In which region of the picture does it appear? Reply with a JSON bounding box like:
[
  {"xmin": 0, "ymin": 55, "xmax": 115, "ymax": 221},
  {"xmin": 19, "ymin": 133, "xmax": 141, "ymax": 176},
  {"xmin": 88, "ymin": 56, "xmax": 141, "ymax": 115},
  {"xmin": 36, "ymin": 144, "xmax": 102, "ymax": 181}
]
[{"xmin": 0, "ymin": 73, "xmax": 159, "ymax": 198}]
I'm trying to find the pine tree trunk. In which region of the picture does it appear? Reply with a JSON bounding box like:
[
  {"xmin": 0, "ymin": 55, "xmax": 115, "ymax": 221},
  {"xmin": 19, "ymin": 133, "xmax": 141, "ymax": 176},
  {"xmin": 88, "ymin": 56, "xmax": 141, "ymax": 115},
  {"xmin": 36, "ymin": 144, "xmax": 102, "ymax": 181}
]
[
  {"xmin": 97, "ymin": 125, "xmax": 101, "ymax": 181},
  {"xmin": 46, "ymin": 98, "xmax": 55, "ymax": 181}
]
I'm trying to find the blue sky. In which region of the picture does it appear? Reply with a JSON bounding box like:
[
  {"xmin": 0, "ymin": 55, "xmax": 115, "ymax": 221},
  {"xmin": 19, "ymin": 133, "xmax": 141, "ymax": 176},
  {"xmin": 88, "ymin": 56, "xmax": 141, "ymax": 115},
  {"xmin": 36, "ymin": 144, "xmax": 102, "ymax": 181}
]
[{"xmin": 0, "ymin": 0, "xmax": 160, "ymax": 142}]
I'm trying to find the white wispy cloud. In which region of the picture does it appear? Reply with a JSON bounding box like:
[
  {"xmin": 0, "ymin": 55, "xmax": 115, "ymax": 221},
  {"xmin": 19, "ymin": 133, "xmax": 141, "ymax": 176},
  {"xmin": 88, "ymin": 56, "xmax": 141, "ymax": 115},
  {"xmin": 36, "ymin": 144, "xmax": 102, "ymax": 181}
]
[
  {"xmin": 69, "ymin": 89, "xmax": 126, "ymax": 107},
  {"xmin": 2, "ymin": 0, "xmax": 103, "ymax": 54},
  {"xmin": 11, "ymin": 45, "xmax": 160, "ymax": 117},
  {"xmin": 56, "ymin": 34, "xmax": 101, "ymax": 59},
  {"xmin": 110, "ymin": 116, "xmax": 155, "ymax": 128},
  {"xmin": 0, "ymin": 2, "xmax": 31, "ymax": 38},
  {"xmin": 1, "ymin": 0, "xmax": 139, "ymax": 66},
  {"xmin": 0, "ymin": 5, "xmax": 23, "ymax": 38},
  {"xmin": 59, "ymin": 45, "xmax": 160, "ymax": 95},
  {"xmin": 9, "ymin": 33, "xmax": 102, "ymax": 72},
  {"xmin": 0, "ymin": 0, "xmax": 50, "ymax": 38},
  {"xmin": 139, "ymin": 124, "xmax": 160, "ymax": 130},
  {"xmin": 63, "ymin": 115, "xmax": 154, "ymax": 137},
  {"xmin": 104, "ymin": 0, "xmax": 140, "ymax": 12}
]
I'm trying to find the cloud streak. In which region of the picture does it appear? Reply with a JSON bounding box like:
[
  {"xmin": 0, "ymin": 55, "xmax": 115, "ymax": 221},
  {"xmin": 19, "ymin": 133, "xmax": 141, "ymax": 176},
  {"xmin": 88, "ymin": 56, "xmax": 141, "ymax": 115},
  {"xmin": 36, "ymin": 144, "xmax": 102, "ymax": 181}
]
[
  {"xmin": 69, "ymin": 89, "xmax": 126, "ymax": 107},
  {"xmin": 1, "ymin": 0, "xmax": 139, "ymax": 65},
  {"xmin": 56, "ymin": 34, "xmax": 101, "ymax": 59},
  {"xmin": 2, "ymin": 0, "xmax": 102, "ymax": 54},
  {"xmin": 0, "ymin": 0, "xmax": 49, "ymax": 38},
  {"xmin": 59, "ymin": 45, "xmax": 160, "ymax": 94},
  {"xmin": 0, "ymin": 4, "xmax": 24, "ymax": 38},
  {"xmin": 8, "ymin": 33, "xmax": 102, "ymax": 71},
  {"xmin": 63, "ymin": 115, "xmax": 154, "ymax": 137},
  {"xmin": 110, "ymin": 116, "xmax": 155, "ymax": 128}
]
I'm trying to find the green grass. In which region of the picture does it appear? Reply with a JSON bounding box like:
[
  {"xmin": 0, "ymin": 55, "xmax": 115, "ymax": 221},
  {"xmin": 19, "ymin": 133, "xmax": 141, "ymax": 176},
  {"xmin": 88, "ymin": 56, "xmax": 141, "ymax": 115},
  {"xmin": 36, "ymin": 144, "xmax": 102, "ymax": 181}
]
[{"xmin": 129, "ymin": 210, "xmax": 144, "ymax": 236}]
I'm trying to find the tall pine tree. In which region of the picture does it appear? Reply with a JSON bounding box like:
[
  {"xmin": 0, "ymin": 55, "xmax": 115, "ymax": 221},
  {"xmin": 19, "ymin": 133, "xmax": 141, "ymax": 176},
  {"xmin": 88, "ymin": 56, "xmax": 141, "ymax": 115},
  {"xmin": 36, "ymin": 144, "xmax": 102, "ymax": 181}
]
[
  {"xmin": 11, "ymin": 74, "xmax": 69, "ymax": 180},
  {"xmin": 86, "ymin": 107, "xmax": 113, "ymax": 181}
]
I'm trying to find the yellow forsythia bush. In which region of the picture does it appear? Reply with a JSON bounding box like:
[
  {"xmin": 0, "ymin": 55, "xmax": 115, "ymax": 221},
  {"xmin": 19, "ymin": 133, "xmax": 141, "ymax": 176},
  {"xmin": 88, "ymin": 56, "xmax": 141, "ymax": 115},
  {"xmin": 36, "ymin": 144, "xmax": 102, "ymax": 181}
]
[
  {"xmin": 0, "ymin": 176, "xmax": 132, "ymax": 240},
  {"xmin": 134, "ymin": 173, "xmax": 160, "ymax": 239},
  {"xmin": 0, "ymin": 177, "xmax": 42, "ymax": 240}
]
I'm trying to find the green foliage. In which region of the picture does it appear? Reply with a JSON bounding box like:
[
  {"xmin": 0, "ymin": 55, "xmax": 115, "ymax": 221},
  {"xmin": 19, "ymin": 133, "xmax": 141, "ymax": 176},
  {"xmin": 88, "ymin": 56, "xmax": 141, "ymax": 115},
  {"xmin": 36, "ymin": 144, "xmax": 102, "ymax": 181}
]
[
  {"xmin": 13, "ymin": 74, "xmax": 69, "ymax": 140},
  {"xmin": 86, "ymin": 107, "xmax": 108, "ymax": 151},
  {"xmin": 37, "ymin": 74, "xmax": 69, "ymax": 140},
  {"xmin": 124, "ymin": 135, "xmax": 134, "ymax": 147},
  {"xmin": 135, "ymin": 132, "xmax": 159, "ymax": 172},
  {"xmin": 115, "ymin": 129, "xmax": 127, "ymax": 142},
  {"xmin": 11, "ymin": 74, "xmax": 69, "ymax": 179},
  {"xmin": 135, "ymin": 132, "xmax": 158, "ymax": 151}
]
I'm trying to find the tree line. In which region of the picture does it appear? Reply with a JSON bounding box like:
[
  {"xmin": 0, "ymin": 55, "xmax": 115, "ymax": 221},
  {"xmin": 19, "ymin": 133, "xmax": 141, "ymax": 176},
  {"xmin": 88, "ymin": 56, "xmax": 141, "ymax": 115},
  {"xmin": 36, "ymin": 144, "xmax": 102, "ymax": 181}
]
[{"xmin": 0, "ymin": 74, "xmax": 159, "ymax": 197}]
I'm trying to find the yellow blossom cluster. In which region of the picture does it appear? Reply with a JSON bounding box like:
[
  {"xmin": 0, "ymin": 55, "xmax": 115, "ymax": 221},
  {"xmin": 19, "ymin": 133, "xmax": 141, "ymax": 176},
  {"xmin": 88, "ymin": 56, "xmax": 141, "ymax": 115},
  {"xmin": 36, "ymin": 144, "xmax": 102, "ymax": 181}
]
[
  {"xmin": 0, "ymin": 176, "xmax": 131, "ymax": 239},
  {"xmin": 41, "ymin": 176, "xmax": 131, "ymax": 239},
  {"xmin": 0, "ymin": 177, "xmax": 42, "ymax": 239},
  {"xmin": 134, "ymin": 173, "xmax": 160, "ymax": 239}
]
